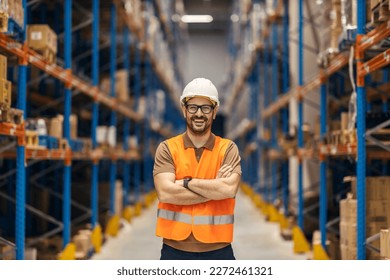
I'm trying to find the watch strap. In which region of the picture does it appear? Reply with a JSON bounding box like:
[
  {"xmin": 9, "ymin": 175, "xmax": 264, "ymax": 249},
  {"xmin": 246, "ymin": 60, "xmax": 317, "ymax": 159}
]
[{"xmin": 183, "ymin": 176, "xmax": 192, "ymax": 189}]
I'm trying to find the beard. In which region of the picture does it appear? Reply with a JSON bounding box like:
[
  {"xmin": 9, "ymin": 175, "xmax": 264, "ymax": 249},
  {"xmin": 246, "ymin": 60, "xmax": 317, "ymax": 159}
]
[{"xmin": 186, "ymin": 115, "xmax": 212, "ymax": 136}]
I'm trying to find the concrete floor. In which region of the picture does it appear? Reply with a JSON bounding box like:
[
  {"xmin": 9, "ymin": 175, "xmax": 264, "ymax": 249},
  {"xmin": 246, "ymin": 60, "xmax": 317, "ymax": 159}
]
[{"xmin": 92, "ymin": 189, "xmax": 308, "ymax": 260}]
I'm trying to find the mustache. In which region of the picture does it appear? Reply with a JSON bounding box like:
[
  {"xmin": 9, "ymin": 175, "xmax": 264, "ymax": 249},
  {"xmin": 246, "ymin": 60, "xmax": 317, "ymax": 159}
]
[{"xmin": 191, "ymin": 116, "xmax": 208, "ymax": 121}]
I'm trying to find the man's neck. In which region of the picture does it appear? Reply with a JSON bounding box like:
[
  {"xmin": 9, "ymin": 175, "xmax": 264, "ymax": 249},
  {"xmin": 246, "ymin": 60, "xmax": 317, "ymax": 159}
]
[{"xmin": 186, "ymin": 130, "xmax": 211, "ymax": 148}]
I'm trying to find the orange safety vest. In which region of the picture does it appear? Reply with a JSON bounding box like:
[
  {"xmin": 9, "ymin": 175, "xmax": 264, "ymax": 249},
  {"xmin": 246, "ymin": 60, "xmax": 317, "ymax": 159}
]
[{"xmin": 156, "ymin": 134, "xmax": 235, "ymax": 243}]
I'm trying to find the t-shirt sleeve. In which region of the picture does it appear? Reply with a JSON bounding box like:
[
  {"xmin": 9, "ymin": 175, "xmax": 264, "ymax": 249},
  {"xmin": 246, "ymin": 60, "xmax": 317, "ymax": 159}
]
[
  {"xmin": 222, "ymin": 142, "xmax": 242, "ymax": 175},
  {"xmin": 153, "ymin": 141, "xmax": 175, "ymax": 176}
]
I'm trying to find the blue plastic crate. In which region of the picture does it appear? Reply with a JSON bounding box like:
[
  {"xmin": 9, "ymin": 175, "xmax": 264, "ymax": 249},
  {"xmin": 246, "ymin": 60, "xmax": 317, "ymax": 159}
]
[
  {"xmin": 38, "ymin": 135, "xmax": 59, "ymax": 149},
  {"xmin": 69, "ymin": 139, "xmax": 84, "ymax": 152},
  {"xmin": 6, "ymin": 18, "xmax": 24, "ymax": 41},
  {"xmin": 338, "ymin": 28, "xmax": 357, "ymax": 52}
]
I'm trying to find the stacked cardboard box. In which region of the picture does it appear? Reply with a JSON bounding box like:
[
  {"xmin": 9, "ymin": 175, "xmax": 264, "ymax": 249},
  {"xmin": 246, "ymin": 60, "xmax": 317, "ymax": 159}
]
[
  {"xmin": 344, "ymin": 176, "xmax": 390, "ymax": 259},
  {"xmin": 0, "ymin": 54, "xmax": 11, "ymax": 109},
  {"xmin": 0, "ymin": 244, "xmax": 15, "ymax": 260},
  {"xmin": 100, "ymin": 70, "xmax": 130, "ymax": 103},
  {"xmin": 8, "ymin": 0, "xmax": 24, "ymax": 29},
  {"xmin": 339, "ymin": 193, "xmax": 357, "ymax": 259},
  {"xmin": 48, "ymin": 114, "xmax": 77, "ymax": 140},
  {"xmin": 380, "ymin": 229, "xmax": 390, "ymax": 260},
  {"xmin": 340, "ymin": 112, "xmax": 356, "ymax": 145},
  {"xmin": 0, "ymin": 0, "xmax": 8, "ymax": 32},
  {"xmin": 370, "ymin": 0, "xmax": 390, "ymax": 25},
  {"xmin": 27, "ymin": 24, "xmax": 57, "ymax": 64}
]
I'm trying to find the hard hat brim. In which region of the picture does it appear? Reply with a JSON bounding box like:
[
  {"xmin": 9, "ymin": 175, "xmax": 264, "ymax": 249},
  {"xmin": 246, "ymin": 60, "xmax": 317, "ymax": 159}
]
[{"xmin": 181, "ymin": 95, "xmax": 219, "ymax": 106}]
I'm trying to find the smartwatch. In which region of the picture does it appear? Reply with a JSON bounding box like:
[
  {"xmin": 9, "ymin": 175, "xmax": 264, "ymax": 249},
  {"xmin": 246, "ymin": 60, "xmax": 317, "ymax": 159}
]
[{"xmin": 183, "ymin": 176, "xmax": 192, "ymax": 189}]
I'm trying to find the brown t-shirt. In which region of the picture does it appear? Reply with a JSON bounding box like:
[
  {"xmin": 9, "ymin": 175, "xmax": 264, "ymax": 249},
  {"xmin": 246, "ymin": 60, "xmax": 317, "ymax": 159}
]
[{"xmin": 153, "ymin": 132, "xmax": 242, "ymax": 176}]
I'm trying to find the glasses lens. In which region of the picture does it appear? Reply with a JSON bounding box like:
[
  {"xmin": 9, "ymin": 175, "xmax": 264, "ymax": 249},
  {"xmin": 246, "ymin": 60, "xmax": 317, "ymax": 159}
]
[
  {"xmin": 201, "ymin": 105, "xmax": 212, "ymax": 114},
  {"xmin": 187, "ymin": 105, "xmax": 198, "ymax": 113},
  {"xmin": 186, "ymin": 104, "xmax": 214, "ymax": 114}
]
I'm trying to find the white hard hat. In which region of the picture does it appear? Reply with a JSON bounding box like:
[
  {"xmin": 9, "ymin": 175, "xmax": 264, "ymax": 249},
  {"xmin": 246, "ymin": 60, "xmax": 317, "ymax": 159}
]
[{"xmin": 180, "ymin": 78, "xmax": 219, "ymax": 106}]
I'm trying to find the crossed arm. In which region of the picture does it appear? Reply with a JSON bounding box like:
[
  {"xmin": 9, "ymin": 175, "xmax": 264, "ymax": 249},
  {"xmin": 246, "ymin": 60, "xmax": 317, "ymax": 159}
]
[{"xmin": 154, "ymin": 164, "xmax": 241, "ymax": 205}]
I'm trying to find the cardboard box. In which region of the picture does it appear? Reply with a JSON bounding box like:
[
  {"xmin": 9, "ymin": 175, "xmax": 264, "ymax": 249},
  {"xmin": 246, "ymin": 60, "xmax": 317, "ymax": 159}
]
[
  {"xmin": 100, "ymin": 70, "xmax": 130, "ymax": 103},
  {"xmin": 380, "ymin": 229, "xmax": 390, "ymax": 259},
  {"xmin": 351, "ymin": 177, "xmax": 390, "ymax": 201},
  {"xmin": 0, "ymin": 54, "xmax": 7, "ymax": 80},
  {"xmin": 25, "ymin": 247, "xmax": 37, "ymax": 260},
  {"xmin": 0, "ymin": 245, "xmax": 15, "ymax": 260},
  {"xmin": 0, "ymin": 79, "xmax": 11, "ymax": 108},
  {"xmin": 0, "ymin": 10, "xmax": 8, "ymax": 33},
  {"xmin": 343, "ymin": 177, "xmax": 390, "ymax": 259},
  {"xmin": 115, "ymin": 70, "xmax": 129, "ymax": 102},
  {"xmin": 70, "ymin": 114, "xmax": 77, "ymax": 139},
  {"xmin": 27, "ymin": 24, "xmax": 57, "ymax": 53},
  {"xmin": 370, "ymin": 0, "xmax": 381, "ymax": 10},
  {"xmin": 339, "ymin": 194, "xmax": 357, "ymax": 259},
  {"xmin": 49, "ymin": 115, "xmax": 62, "ymax": 139}
]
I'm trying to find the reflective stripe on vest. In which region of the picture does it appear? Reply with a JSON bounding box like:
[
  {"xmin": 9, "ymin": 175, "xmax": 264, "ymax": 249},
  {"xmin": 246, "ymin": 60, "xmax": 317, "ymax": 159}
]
[
  {"xmin": 194, "ymin": 215, "xmax": 234, "ymax": 225},
  {"xmin": 158, "ymin": 209, "xmax": 234, "ymax": 225},
  {"xmin": 157, "ymin": 209, "xmax": 192, "ymax": 224}
]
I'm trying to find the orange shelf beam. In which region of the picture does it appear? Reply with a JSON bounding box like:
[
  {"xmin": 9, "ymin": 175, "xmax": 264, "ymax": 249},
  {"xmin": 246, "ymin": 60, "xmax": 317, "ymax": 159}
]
[
  {"xmin": 262, "ymin": 53, "xmax": 348, "ymax": 119},
  {"xmin": 357, "ymin": 48, "xmax": 390, "ymax": 77},
  {"xmin": 0, "ymin": 123, "xmax": 24, "ymax": 138},
  {"xmin": 0, "ymin": 34, "xmax": 143, "ymax": 122},
  {"xmin": 359, "ymin": 20, "xmax": 390, "ymax": 52}
]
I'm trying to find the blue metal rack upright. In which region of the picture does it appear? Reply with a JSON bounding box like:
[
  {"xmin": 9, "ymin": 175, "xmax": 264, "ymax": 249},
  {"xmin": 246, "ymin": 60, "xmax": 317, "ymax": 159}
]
[
  {"xmin": 15, "ymin": 0, "xmax": 27, "ymax": 261},
  {"xmin": 297, "ymin": 0, "xmax": 304, "ymax": 231},
  {"xmin": 319, "ymin": 81, "xmax": 327, "ymax": 249},
  {"xmin": 271, "ymin": 15, "xmax": 278, "ymax": 206},
  {"xmin": 122, "ymin": 27, "xmax": 131, "ymax": 209},
  {"xmin": 63, "ymin": 0, "xmax": 73, "ymax": 249},
  {"xmin": 143, "ymin": 57, "xmax": 151, "ymax": 194},
  {"xmin": 109, "ymin": 3, "xmax": 117, "ymax": 216},
  {"xmin": 133, "ymin": 42, "xmax": 142, "ymax": 202},
  {"xmin": 356, "ymin": 0, "xmax": 367, "ymax": 260},
  {"xmin": 281, "ymin": 0, "xmax": 290, "ymax": 217},
  {"xmin": 263, "ymin": 35, "xmax": 270, "ymax": 202},
  {"xmin": 91, "ymin": 0, "xmax": 100, "ymax": 229}
]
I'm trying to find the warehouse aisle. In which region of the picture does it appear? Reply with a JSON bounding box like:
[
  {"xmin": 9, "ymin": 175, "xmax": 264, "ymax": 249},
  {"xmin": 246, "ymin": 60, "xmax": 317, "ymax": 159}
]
[{"xmin": 92, "ymin": 189, "xmax": 308, "ymax": 260}]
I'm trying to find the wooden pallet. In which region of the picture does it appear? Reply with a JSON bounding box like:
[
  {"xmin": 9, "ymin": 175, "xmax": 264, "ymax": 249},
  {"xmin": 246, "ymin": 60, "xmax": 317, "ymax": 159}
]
[
  {"xmin": 25, "ymin": 130, "xmax": 39, "ymax": 148},
  {"xmin": 35, "ymin": 47, "xmax": 56, "ymax": 64}
]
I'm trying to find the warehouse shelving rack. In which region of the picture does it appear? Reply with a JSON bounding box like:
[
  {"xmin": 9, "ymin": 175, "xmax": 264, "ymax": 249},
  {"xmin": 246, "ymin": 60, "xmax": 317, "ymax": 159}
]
[
  {"xmin": 226, "ymin": 0, "xmax": 287, "ymax": 220},
  {"xmin": 229, "ymin": 0, "xmax": 390, "ymax": 260},
  {"xmin": 0, "ymin": 0, "xmax": 185, "ymax": 260}
]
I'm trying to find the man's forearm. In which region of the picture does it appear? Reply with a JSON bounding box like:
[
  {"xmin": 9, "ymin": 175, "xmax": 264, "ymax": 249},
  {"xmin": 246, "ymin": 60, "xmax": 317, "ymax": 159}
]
[
  {"xmin": 187, "ymin": 174, "xmax": 240, "ymax": 200},
  {"xmin": 156, "ymin": 181, "xmax": 210, "ymax": 205}
]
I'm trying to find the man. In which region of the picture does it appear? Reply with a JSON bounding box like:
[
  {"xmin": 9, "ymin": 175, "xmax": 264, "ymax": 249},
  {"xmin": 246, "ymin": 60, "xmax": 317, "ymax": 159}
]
[{"xmin": 153, "ymin": 78, "xmax": 242, "ymax": 260}]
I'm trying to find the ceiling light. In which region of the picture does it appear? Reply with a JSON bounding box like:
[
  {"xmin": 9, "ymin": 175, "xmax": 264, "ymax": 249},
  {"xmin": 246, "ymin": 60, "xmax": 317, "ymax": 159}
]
[
  {"xmin": 181, "ymin": 15, "xmax": 213, "ymax": 23},
  {"xmin": 230, "ymin": 14, "xmax": 239, "ymax": 22}
]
